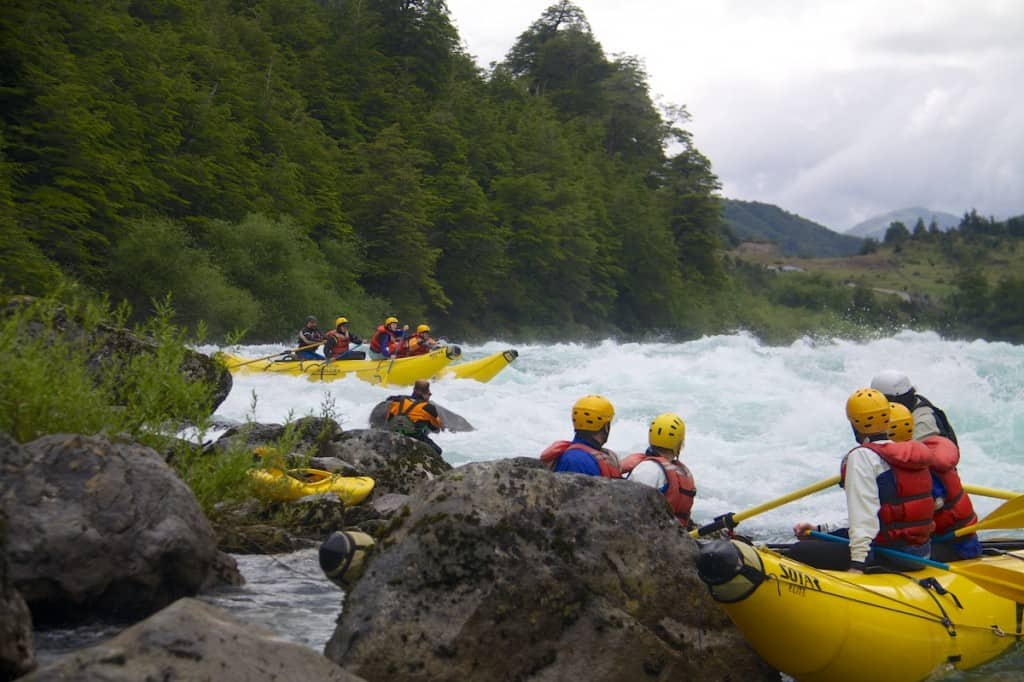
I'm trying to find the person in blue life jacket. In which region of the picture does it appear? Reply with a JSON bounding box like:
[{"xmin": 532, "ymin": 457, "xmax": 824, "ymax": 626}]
[
  {"xmin": 295, "ymin": 315, "xmax": 325, "ymax": 360},
  {"xmin": 384, "ymin": 379, "xmax": 443, "ymax": 455},
  {"xmin": 539, "ymin": 395, "xmax": 621, "ymax": 478},
  {"xmin": 789, "ymin": 388, "xmax": 936, "ymax": 573},
  {"xmin": 323, "ymin": 317, "xmax": 365, "ymax": 361},
  {"xmin": 870, "ymin": 369, "xmax": 958, "ymax": 444},
  {"xmin": 369, "ymin": 316, "xmax": 408, "ymax": 360}
]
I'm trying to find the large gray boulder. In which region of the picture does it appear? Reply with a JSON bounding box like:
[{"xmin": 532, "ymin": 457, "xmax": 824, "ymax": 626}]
[
  {"xmin": 324, "ymin": 459, "xmax": 776, "ymax": 681},
  {"xmin": 20, "ymin": 597, "xmax": 365, "ymax": 681},
  {"xmin": 321, "ymin": 429, "xmax": 452, "ymax": 496},
  {"xmin": 0, "ymin": 503, "xmax": 35, "ymax": 681},
  {"xmin": 0, "ymin": 433, "xmax": 241, "ymax": 624}
]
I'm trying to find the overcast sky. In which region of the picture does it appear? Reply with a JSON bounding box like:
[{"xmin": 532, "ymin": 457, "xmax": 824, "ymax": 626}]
[{"xmin": 445, "ymin": 0, "xmax": 1024, "ymax": 232}]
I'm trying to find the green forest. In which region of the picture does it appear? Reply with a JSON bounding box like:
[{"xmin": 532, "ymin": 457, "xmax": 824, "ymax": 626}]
[{"xmin": 1, "ymin": 0, "xmax": 1022, "ymax": 344}]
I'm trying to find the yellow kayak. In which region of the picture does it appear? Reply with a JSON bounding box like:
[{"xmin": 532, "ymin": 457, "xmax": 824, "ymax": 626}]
[
  {"xmin": 439, "ymin": 349, "xmax": 518, "ymax": 383},
  {"xmin": 220, "ymin": 347, "xmax": 460, "ymax": 386},
  {"xmin": 696, "ymin": 538, "xmax": 1024, "ymax": 681},
  {"xmin": 248, "ymin": 467, "xmax": 374, "ymax": 505}
]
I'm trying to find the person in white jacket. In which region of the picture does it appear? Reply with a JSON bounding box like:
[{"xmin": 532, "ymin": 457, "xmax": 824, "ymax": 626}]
[{"xmin": 790, "ymin": 388, "xmax": 936, "ymax": 573}]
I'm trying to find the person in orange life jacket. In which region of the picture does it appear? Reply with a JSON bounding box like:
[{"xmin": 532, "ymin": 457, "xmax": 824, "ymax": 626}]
[
  {"xmin": 369, "ymin": 316, "xmax": 408, "ymax": 360},
  {"xmin": 886, "ymin": 402, "xmax": 981, "ymax": 561},
  {"xmin": 384, "ymin": 379, "xmax": 443, "ymax": 455},
  {"xmin": 295, "ymin": 315, "xmax": 325, "ymax": 360},
  {"xmin": 621, "ymin": 412, "xmax": 697, "ymax": 529},
  {"xmin": 323, "ymin": 317, "xmax": 365, "ymax": 361},
  {"xmin": 540, "ymin": 395, "xmax": 621, "ymax": 478},
  {"xmin": 871, "ymin": 369, "xmax": 958, "ymax": 444},
  {"xmin": 789, "ymin": 388, "xmax": 936, "ymax": 573},
  {"xmin": 398, "ymin": 324, "xmax": 439, "ymax": 357}
]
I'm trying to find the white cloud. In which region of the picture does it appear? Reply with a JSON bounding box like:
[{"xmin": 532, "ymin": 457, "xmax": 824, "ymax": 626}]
[{"xmin": 446, "ymin": 0, "xmax": 1024, "ymax": 231}]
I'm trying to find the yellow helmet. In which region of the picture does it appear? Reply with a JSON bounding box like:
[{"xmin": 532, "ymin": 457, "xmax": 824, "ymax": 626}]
[
  {"xmin": 887, "ymin": 402, "xmax": 914, "ymax": 442},
  {"xmin": 571, "ymin": 395, "xmax": 614, "ymax": 431},
  {"xmin": 335, "ymin": 316, "xmax": 348, "ymax": 327},
  {"xmin": 845, "ymin": 388, "xmax": 890, "ymax": 435},
  {"xmin": 384, "ymin": 316, "xmax": 398, "ymax": 326},
  {"xmin": 649, "ymin": 412, "xmax": 686, "ymax": 454},
  {"xmin": 417, "ymin": 324, "xmax": 431, "ymax": 333}
]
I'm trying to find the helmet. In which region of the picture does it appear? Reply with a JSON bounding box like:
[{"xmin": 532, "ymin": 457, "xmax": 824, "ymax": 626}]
[
  {"xmin": 628, "ymin": 460, "xmax": 668, "ymax": 492},
  {"xmin": 846, "ymin": 388, "xmax": 890, "ymax": 434},
  {"xmin": 335, "ymin": 316, "xmax": 348, "ymax": 327},
  {"xmin": 571, "ymin": 395, "xmax": 614, "ymax": 431},
  {"xmin": 649, "ymin": 412, "xmax": 686, "ymax": 454},
  {"xmin": 887, "ymin": 402, "xmax": 914, "ymax": 442},
  {"xmin": 306, "ymin": 315, "xmax": 317, "ymax": 323},
  {"xmin": 384, "ymin": 316, "xmax": 399, "ymax": 326},
  {"xmin": 870, "ymin": 369, "xmax": 914, "ymax": 398},
  {"xmin": 417, "ymin": 324, "xmax": 430, "ymax": 334}
]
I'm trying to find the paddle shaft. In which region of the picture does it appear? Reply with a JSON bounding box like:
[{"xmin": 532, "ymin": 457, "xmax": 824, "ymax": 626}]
[
  {"xmin": 691, "ymin": 475, "xmax": 841, "ymax": 538},
  {"xmin": 228, "ymin": 341, "xmax": 322, "ymax": 368},
  {"xmin": 962, "ymin": 484, "xmax": 1021, "ymax": 501},
  {"xmin": 808, "ymin": 530, "xmax": 946, "ymax": 569}
]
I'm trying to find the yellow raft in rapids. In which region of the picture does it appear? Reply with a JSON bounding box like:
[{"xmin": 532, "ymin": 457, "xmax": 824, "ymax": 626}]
[
  {"xmin": 696, "ymin": 537, "xmax": 1024, "ymax": 682},
  {"xmin": 439, "ymin": 349, "xmax": 518, "ymax": 383},
  {"xmin": 249, "ymin": 467, "xmax": 375, "ymax": 505},
  {"xmin": 221, "ymin": 346, "xmax": 459, "ymax": 386}
]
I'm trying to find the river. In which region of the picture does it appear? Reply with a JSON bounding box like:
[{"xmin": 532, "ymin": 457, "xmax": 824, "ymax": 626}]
[{"xmin": 34, "ymin": 331, "xmax": 1024, "ymax": 677}]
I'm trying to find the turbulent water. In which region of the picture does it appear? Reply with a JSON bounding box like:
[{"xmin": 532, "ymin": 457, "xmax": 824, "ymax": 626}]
[{"xmin": 36, "ymin": 331, "xmax": 1024, "ymax": 677}]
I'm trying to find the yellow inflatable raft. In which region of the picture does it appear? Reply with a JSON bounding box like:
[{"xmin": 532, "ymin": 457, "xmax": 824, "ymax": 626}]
[
  {"xmin": 221, "ymin": 346, "xmax": 459, "ymax": 386},
  {"xmin": 249, "ymin": 467, "xmax": 375, "ymax": 505},
  {"xmin": 696, "ymin": 538, "xmax": 1024, "ymax": 681},
  {"xmin": 439, "ymin": 349, "xmax": 518, "ymax": 383}
]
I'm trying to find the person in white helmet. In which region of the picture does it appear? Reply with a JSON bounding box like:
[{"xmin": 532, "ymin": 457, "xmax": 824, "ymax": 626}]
[{"xmin": 870, "ymin": 369, "xmax": 957, "ymax": 444}]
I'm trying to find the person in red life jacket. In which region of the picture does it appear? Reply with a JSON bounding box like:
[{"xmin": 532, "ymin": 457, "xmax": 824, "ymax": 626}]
[
  {"xmin": 369, "ymin": 316, "xmax": 408, "ymax": 360},
  {"xmin": 887, "ymin": 402, "xmax": 980, "ymax": 561},
  {"xmin": 295, "ymin": 315, "xmax": 325, "ymax": 360},
  {"xmin": 540, "ymin": 395, "xmax": 620, "ymax": 478},
  {"xmin": 621, "ymin": 412, "xmax": 697, "ymax": 528},
  {"xmin": 323, "ymin": 317, "xmax": 365, "ymax": 361},
  {"xmin": 790, "ymin": 388, "xmax": 936, "ymax": 573},
  {"xmin": 870, "ymin": 369, "xmax": 958, "ymax": 444},
  {"xmin": 399, "ymin": 324, "xmax": 440, "ymax": 357},
  {"xmin": 384, "ymin": 379, "xmax": 443, "ymax": 455}
]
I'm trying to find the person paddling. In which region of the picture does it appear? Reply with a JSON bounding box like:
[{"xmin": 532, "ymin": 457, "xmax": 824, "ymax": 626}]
[
  {"xmin": 295, "ymin": 315, "xmax": 325, "ymax": 360},
  {"xmin": 323, "ymin": 317, "xmax": 365, "ymax": 361}
]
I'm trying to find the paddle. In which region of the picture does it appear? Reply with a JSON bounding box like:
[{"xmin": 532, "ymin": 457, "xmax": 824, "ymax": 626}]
[
  {"xmin": 807, "ymin": 530, "xmax": 1024, "ymax": 604},
  {"xmin": 226, "ymin": 342, "xmax": 322, "ymax": 369},
  {"xmin": 323, "ymin": 342, "xmax": 364, "ymax": 365},
  {"xmin": 935, "ymin": 495, "xmax": 1024, "ymax": 541},
  {"xmin": 690, "ymin": 475, "xmax": 841, "ymax": 538},
  {"xmin": 963, "ymin": 484, "xmax": 1022, "ymax": 501}
]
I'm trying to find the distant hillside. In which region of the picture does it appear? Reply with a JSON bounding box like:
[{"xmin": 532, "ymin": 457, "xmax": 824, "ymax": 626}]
[
  {"xmin": 845, "ymin": 207, "xmax": 960, "ymax": 241},
  {"xmin": 721, "ymin": 199, "xmax": 863, "ymax": 257}
]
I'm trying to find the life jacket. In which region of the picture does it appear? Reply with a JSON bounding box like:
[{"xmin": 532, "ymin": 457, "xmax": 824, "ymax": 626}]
[
  {"xmin": 540, "ymin": 440, "xmax": 621, "ymax": 479},
  {"xmin": 915, "ymin": 395, "xmax": 958, "ymax": 445},
  {"xmin": 922, "ymin": 435, "xmax": 977, "ymax": 537},
  {"xmin": 842, "ymin": 441, "xmax": 935, "ymax": 546},
  {"xmin": 621, "ymin": 452, "xmax": 696, "ymax": 526},
  {"xmin": 385, "ymin": 396, "xmax": 441, "ymax": 434},
  {"xmin": 324, "ymin": 329, "xmax": 352, "ymax": 358},
  {"xmin": 401, "ymin": 335, "xmax": 435, "ymax": 357},
  {"xmin": 370, "ymin": 326, "xmax": 400, "ymax": 355}
]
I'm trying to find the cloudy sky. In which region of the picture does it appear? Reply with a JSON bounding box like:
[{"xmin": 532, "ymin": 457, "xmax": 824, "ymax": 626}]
[{"xmin": 444, "ymin": 0, "xmax": 1024, "ymax": 232}]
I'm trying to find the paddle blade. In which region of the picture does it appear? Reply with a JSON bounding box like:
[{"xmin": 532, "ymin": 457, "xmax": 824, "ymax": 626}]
[
  {"xmin": 956, "ymin": 495, "xmax": 1024, "ymax": 537},
  {"xmin": 950, "ymin": 561, "xmax": 1024, "ymax": 604}
]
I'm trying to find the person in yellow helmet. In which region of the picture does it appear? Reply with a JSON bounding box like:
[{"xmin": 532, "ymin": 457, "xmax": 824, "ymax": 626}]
[
  {"xmin": 790, "ymin": 388, "xmax": 935, "ymax": 573},
  {"xmin": 369, "ymin": 316, "xmax": 408, "ymax": 360},
  {"xmin": 620, "ymin": 413, "xmax": 697, "ymax": 528},
  {"xmin": 398, "ymin": 323, "xmax": 440, "ymax": 357},
  {"xmin": 540, "ymin": 395, "xmax": 620, "ymax": 478},
  {"xmin": 323, "ymin": 317, "xmax": 365, "ymax": 361}
]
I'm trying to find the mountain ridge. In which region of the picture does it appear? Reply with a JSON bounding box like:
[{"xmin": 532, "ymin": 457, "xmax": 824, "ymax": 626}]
[{"xmin": 845, "ymin": 207, "xmax": 960, "ymax": 240}]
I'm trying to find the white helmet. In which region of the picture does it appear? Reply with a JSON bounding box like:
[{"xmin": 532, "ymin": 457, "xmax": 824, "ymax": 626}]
[
  {"xmin": 627, "ymin": 460, "xmax": 668, "ymax": 493},
  {"xmin": 870, "ymin": 369, "xmax": 914, "ymax": 398}
]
